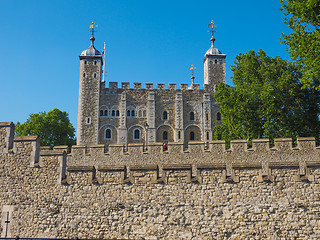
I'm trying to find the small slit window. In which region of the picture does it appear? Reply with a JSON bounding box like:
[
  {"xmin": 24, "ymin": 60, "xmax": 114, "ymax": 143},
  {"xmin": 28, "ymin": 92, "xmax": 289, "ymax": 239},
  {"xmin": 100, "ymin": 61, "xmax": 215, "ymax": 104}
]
[
  {"xmin": 105, "ymin": 128, "xmax": 112, "ymax": 140},
  {"xmin": 83, "ymin": 72, "xmax": 86, "ymax": 77},
  {"xmin": 163, "ymin": 111, "xmax": 168, "ymax": 120},
  {"xmin": 206, "ymin": 113, "xmax": 209, "ymax": 121},
  {"xmin": 134, "ymin": 129, "xmax": 141, "ymax": 140},
  {"xmin": 206, "ymin": 132, "xmax": 210, "ymax": 140},
  {"xmin": 163, "ymin": 131, "xmax": 168, "ymax": 141},
  {"xmin": 190, "ymin": 131, "xmax": 195, "ymax": 141},
  {"xmin": 190, "ymin": 112, "xmax": 195, "ymax": 121},
  {"xmin": 86, "ymin": 117, "xmax": 91, "ymax": 125},
  {"xmin": 178, "ymin": 131, "xmax": 181, "ymax": 139}
]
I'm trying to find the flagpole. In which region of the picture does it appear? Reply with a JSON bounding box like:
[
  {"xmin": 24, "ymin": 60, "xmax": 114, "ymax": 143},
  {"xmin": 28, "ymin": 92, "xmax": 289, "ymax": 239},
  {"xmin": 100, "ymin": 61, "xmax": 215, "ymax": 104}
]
[{"xmin": 102, "ymin": 42, "xmax": 106, "ymax": 82}]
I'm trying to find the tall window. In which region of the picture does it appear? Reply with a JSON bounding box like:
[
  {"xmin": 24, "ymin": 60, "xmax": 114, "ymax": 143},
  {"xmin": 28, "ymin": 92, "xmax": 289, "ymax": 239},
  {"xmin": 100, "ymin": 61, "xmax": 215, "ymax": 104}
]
[
  {"xmin": 143, "ymin": 110, "xmax": 146, "ymax": 117},
  {"xmin": 112, "ymin": 110, "xmax": 115, "ymax": 116},
  {"xmin": 131, "ymin": 110, "xmax": 135, "ymax": 117},
  {"xmin": 190, "ymin": 131, "xmax": 195, "ymax": 141},
  {"xmin": 190, "ymin": 112, "xmax": 195, "ymax": 121},
  {"xmin": 105, "ymin": 129, "xmax": 112, "ymax": 140},
  {"xmin": 163, "ymin": 111, "xmax": 168, "ymax": 120},
  {"xmin": 134, "ymin": 129, "xmax": 140, "ymax": 140},
  {"xmin": 217, "ymin": 112, "xmax": 221, "ymax": 121},
  {"xmin": 127, "ymin": 110, "xmax": 130, "ymax": 117},
  {"xmin": 163, "ymin": 131, "xmax": 168, "ymax": 141},
  {"xmin": 100, "ymin": 110, "xmax": 103, "ymax": 116},
  {"xmin": 206, "ymin": 132, "xmax": 209, "ymax": 140},
  {"xmin": 116, "ymin": 110, "xmax": 120, "ymax": 116},
  {"xmin": 104, "ymin": 110, "xmax": 108, "ymax": 116}
]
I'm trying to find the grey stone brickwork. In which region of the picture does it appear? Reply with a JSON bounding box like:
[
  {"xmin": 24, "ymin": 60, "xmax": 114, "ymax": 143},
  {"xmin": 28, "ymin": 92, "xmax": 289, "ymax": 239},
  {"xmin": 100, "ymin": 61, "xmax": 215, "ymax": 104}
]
[{"xmin": 1, "ymin": 123, "xmax": 320, "ymax": 239}]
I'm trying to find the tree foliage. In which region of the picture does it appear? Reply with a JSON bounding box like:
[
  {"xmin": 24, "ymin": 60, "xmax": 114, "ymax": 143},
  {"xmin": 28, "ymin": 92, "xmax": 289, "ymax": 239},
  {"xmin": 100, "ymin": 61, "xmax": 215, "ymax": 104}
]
[
  {"xmin": 15, "ymin": 108, "xmax": 76, "ymax": 147},
  {"xmin": 214, "ymin": 50, "xmax": 320, "ymax": 143},
  {"xmin": 280, "ymin": 0, "xmax": 320, "ymax": 89}
]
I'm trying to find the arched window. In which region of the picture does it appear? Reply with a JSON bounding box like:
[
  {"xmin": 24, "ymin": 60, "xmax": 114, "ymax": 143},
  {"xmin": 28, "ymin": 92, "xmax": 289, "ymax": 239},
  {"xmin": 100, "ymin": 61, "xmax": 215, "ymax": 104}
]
[
  {"xmin": 163, "ymin": 111, "xmax": 168, "ymax": 120},
  {"xmin": 112, "ymin": 110, "xmax": 116, "ymax": 116},
  {"xmin": 217, "ymin": 112, "xmax": 221, "ymax": 121},
  {"xmin": 100, "ymin": 110, "xmax": 103, "ymax": 116},
  {"xmin": 116, "ymin": 110, "xmax": 120, "ymax": 116},
  {"xmin": 134, "ymin": 129, "xmax": 140, "ymax": 140},
  {"xmin": 190, "ymin": 131, "xmax": 195, "ymax": 141},
  {"xmin": 105, "ymin": 129, "xmax": 112, "ymax": 140},
  {"xmin": 104, "ymin": 110, "xmax": 108, "ymax": 116},
  {"xmin": 127, "ymin": 110, "xmax": 130, "ymax": 117},
  {"xmin": 206, "ymin": 132, "xmax": 210, "ymax": 140},
  {"xmin": 131, "ymin": 110, "xmax": 135, "ymax": 117},
  {"xmin": 143, "ymin": 110, "xmax": 146, "ymax": 117},
  {"xmin": 138, "ymin": 110, "xmax": 142, "ymax": 117},
  {"xmin": 190, "ymin": 112, "xmax": 195, "ymax": 121},
  {"xmin": 163, "ymin": 131, "xmax": 168, "ymax": 141}
]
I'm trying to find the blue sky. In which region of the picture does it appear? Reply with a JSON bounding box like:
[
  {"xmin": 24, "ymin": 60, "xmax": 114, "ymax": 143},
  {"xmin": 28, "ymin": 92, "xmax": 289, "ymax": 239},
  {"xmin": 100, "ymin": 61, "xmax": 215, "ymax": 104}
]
[{"xmin": 0, "ymin": 0, "xmax": 290, "ymax": 129}]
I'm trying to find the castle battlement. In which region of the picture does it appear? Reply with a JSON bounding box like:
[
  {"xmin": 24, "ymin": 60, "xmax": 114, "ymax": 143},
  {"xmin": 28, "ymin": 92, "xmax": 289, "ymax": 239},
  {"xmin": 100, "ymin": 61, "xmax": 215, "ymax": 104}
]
[
  {"xmin": 101, "ymin": 81, "xmax": 203, "ymax": 91},
  {"xmin": 1, "ymin": 122, "xmax": 319, "ymax": 186}
]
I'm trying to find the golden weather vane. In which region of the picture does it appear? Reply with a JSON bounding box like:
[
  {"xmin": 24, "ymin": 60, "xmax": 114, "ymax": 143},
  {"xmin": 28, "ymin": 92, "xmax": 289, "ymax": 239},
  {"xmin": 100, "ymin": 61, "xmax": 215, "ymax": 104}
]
[
  {"xmin": 208, "ymin": 20, "xmax": 217, "ymax": 46},
  {"xmin": 89, "ymin": 21, "xmax": 98, "ymax": 37},
  {"xmin": 189, "ymin": 64, "xmax": 196, "ymax": 84}
]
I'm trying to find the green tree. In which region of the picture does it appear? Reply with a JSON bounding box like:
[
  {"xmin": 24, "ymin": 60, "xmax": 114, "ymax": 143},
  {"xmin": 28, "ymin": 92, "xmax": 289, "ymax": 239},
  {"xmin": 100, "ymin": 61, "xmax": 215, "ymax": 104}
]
[
  {"xmin": 280, "ymin": 0, "xmax": 320, "ymax": 89},
  {"xmin": 16, "ymin": 108, "xmax": 76, "ymax": 147},
  {"xmin": 214, "ymin": 49, "xmax": 320, "ymax": 143}
]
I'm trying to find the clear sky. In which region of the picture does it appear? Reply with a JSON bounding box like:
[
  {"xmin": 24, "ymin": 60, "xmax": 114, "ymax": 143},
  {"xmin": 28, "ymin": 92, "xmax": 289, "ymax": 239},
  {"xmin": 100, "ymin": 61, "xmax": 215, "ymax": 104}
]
[{"xmin": 0, "ymin": 0, "xmax": 290, "ymax": 129}]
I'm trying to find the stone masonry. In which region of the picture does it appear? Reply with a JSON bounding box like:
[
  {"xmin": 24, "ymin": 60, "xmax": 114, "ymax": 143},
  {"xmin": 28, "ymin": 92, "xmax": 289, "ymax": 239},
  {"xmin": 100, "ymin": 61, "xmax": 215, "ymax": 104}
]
[{"xmin": 1, "ymin": 122, "xmax": 320, "ymax": 239}]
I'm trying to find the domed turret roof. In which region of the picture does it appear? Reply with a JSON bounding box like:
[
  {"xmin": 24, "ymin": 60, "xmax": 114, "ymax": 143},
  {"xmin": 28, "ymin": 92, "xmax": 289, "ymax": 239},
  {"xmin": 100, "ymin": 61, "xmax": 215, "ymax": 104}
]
[
  {"xmin": 205, "ymin": 45, "xmax": 222, "ymax": 56},
  {"xmin": 80, "ymin": 36, "xmax": 101, "ymax": 56}
]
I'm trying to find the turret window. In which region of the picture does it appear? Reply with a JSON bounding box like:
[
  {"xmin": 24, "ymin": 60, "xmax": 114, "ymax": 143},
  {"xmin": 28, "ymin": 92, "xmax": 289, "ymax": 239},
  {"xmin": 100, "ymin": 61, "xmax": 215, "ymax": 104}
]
[
  {"xmin": 163, "ymin": 131, "xmax": 168, "ymax": 141},
  {"xmin": 178, "ymin": 131, "xmax": 181, "ymax": 139},
  {"xmin": 133, "ymin": 129, "xmax": 141, "ymax": 140},
  {"xmin": 94, "ymin": 73, "xmax": 97, "ymax": 78},
  {"xmin": 83, "ymin": 72, "xmax": 86, "ymax": 77},
  {"xmin": 190, "ymin": 112, "xmax": 195, "ymax": 121},
  {"xmin": 190, "ymin": 131, "xmax": 195, "ymax": 141},
  {"xmin": 163, "ymin": 111, "xmax": 168, "ymax": 120},
  {"xmin": 105, "ymin": 128, "xmax": 112, "ymax": 140}
]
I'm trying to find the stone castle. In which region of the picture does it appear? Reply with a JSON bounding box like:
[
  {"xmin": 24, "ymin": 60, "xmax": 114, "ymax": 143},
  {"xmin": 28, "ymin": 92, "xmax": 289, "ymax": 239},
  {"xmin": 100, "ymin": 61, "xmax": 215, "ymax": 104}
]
[
  {"xmin": 1, "ymin": 24, "xmax": 320, "ymax": 239},
  {"xmin": 77, "ymin": 28, "xmax": 225, "ymax": 147}
]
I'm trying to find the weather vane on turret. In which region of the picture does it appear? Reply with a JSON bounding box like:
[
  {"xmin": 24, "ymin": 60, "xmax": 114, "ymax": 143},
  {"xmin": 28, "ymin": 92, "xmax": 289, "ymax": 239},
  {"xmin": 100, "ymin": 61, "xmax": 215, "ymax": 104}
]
[
  {"xmin": 208, "ymin": 20, "xmax": 217, "ymax": 47},
  {"xmin": 189, "ymin": 64, "xmax": 196, "ymax": 85},
  {"xmin": 89, "ymin": 21, "xmax": 98, "ymax": 38}
]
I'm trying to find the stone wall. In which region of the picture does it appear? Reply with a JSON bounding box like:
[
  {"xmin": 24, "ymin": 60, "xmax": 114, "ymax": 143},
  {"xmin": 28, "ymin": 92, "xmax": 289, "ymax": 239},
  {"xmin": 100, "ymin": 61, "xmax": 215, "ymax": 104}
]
[{"xmin": 1, "ymin": 122, "xmax": 320, "ymax": 239}]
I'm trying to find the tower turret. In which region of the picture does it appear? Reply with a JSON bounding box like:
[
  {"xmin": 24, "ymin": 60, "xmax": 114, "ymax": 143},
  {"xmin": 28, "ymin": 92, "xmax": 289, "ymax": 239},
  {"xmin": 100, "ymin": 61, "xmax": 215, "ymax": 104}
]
[
  {"xmin": 203, "ymin": 21, "xmax": 226, "ymax": 91},
  {"xmin": 77, "ymin": 22, "xmax": 103, "ymax": 145}
]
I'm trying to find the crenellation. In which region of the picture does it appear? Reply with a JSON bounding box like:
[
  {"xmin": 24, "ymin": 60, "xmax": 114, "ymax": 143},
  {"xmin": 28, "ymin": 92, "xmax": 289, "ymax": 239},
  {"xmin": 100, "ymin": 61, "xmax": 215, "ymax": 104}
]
[
  {"xmin": 133, "ymin": 82, "xmax": 141, "ymax": 89},
  {"xmin": 230, "ymin": 139, "xmax": 248, "ymax": 152},
  {"xmin": 274, "ymin": 138, "xmax": 293, "ymax": 151},
  {"xmin": 168, "ymin": 83, "xmax": 176, "ymax": 90},
  {"xmin": 109, "ymin": 82, "xmax": 118, "ymax": 90},
  {"xmin": 180, "ymin": 83, "xmax": 188, "ymax": 90},
  {"xmin": 156, "ymin": 83, "xmax": 165, "ymax": 90},
  {"xmin": 145, "ymin": 82, "xmax": 153, "ymax": 89},
  {"xmin": 121, "ymin": 82, "xmax": 130, "ymax": 89}
]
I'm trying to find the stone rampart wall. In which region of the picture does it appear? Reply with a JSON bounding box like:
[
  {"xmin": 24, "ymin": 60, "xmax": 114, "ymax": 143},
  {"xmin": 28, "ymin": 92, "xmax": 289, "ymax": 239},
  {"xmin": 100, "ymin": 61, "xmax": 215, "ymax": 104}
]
[{"xmin": 1, "ymin": 122, "xmax": 320, "ymax": 239}]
